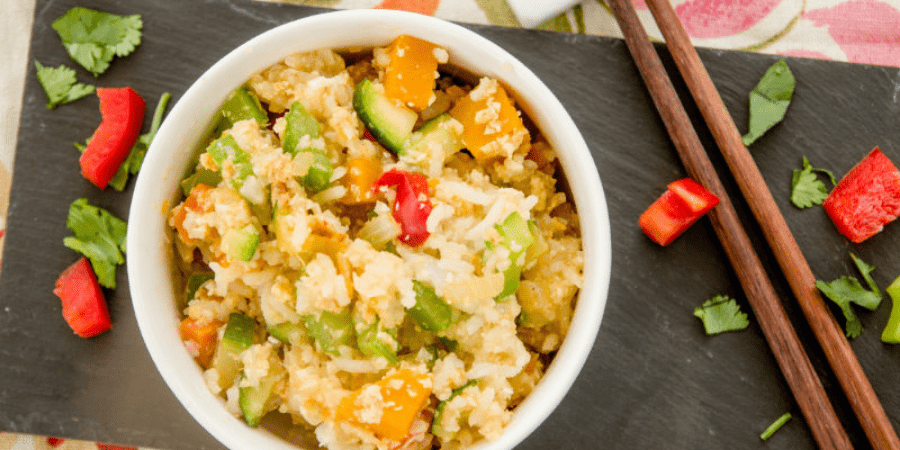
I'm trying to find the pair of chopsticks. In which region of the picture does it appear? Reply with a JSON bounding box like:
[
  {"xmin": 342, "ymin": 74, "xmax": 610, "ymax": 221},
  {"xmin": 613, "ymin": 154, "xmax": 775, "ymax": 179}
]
[{"xmin": 606, "ymin": 0, "xmax": 900, "ymax": 448}]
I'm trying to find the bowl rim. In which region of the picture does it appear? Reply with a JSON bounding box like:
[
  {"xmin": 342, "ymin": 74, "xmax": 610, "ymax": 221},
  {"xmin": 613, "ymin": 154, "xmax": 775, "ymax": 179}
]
[{"xmin": 127, "ymin": 8, "xmax": 611, "ymax": 450}]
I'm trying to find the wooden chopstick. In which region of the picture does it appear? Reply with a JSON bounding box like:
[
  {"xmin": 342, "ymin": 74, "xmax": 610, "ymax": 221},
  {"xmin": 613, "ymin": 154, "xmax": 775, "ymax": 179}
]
[
  {"xmin": 604, "ymin": 0, "xmax": 852, "ymax": 448},
  {"xmin": 634, "ymin": 0, "xmax": 900, "ymax": 448}
]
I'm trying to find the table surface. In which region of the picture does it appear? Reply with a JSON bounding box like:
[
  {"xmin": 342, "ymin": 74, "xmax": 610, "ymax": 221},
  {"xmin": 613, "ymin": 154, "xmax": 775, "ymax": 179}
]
[{"xmin": 5, "ymin": 1, "xmax": 900, "ymax": 450}]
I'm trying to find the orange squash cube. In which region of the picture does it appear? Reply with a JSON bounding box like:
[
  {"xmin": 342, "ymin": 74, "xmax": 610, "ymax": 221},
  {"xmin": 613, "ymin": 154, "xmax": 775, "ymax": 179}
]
[
  {"xmin": 382, "ymin": 35, "xmax": 441, "ymax": 112},
  {"xmin": 335, "ymin": 368, "xmax": 433, "ymax": 441},
  {"xmin": 449, "ymin": 78, "xmax": 529, "ymax": 163}
]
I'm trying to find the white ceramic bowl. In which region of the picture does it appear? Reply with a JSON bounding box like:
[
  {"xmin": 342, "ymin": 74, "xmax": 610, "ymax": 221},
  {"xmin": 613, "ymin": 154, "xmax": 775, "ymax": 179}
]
[{"xmin": 128, "ymin": 9, "xmax": 611, "ymax": 450}]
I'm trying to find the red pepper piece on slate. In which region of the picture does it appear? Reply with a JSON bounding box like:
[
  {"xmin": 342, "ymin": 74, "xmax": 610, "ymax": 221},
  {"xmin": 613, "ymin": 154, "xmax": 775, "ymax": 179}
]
[
  {"xmin": 53, "ymin": 257, "xmax": 111, "ymax": 338},
  {"xmin": 372, "ymin": 169, "xmax": 432, "ymax": 247},
  {"xmin": 639, "ymin": 178, "xmax": 720, "ymax": 246},
  {"xmin": 80, "ymin": 87, "xmax": 146, "ymax": 189},
  {"xmin": 823, "ymin": 147, "xmax": 900, "ymax": 243}
]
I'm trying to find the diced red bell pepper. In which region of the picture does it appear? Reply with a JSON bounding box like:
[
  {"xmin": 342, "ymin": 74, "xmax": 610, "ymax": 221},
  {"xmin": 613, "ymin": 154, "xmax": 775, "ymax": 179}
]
[
  {"xmin": 53, "ymin": 257, "xmax": 111, "ymax": 338},
  {"xmin": 639, "ymin": 178, "xmax": 720, "ymax": 246},
  {"xmin": 823, "ymin": 147, "xmax": 900, "ymax": 243},
  {"xmin": 371, "ymin": 169, "xmax": 432, "ymax": 247},
  {"xmin": 80, "ymin": 87, "xmax": 146, "ymax": 189}
]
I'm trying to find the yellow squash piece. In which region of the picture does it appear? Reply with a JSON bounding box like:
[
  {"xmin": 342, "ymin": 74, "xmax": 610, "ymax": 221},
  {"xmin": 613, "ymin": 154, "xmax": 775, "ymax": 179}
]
[
  {"xmin": 336, "ymin": 368, "xmax": 433, "ymax": 441},
  {"xmin": 383, "ymin": 35, "xmax": 441, "ymax": 112}
]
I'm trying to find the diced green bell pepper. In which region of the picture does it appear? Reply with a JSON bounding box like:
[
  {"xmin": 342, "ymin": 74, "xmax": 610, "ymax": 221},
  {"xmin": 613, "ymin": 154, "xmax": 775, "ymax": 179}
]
[
  {"xmin": 409, "ymin": 280, "xmax": 453, "ymax": 332},
  {"xmin": 881, "ymin": 276, "xmax": 900, "ymax": 343},
  {"xmin": 302, "ymin": 310, "xmax": 354, "ymax": 355}
]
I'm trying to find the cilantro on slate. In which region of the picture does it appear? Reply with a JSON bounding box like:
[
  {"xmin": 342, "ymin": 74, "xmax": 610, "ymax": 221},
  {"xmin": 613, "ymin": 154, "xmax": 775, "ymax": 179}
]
[
  {"xmin": 816, "ymin": 253, "xmax": 882, "ymax": 338},
  {"xmin": 34, "ymin": 60, "xmax": 94, "ymax": 109},
  {"xmin": 62, "ymin": 198, "xmax": 127, "ymax": 289},
  {"xmin": 75, "ymin": 92, "xmax": 171, "ymax": 191},
  {"xmin": 52, "ymin": 7, "xmax": 143, "ymax": 77},
  {"xmin": 693, "ymin": 295, "xmax": 749, "ymax": 335},
  {"xmin": 790, "ymin": 156, "xmax": 836, "ymax": 208},
  {"xmin": 742, "ymin": 59, "xmax": 795, "ymax": 146}
]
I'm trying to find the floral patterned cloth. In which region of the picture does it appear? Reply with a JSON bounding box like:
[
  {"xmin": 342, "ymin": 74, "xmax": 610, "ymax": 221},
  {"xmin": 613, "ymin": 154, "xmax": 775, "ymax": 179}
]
[{"xmin": 4, "ymin": 0, "xmax": 899, "ymax": 449}]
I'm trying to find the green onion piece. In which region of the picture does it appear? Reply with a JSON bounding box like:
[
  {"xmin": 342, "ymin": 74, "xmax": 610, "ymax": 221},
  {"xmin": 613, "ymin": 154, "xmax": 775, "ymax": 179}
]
[
  {"xmin": 432, "ymin": 380, "xmax": 478, "ymax": 437},
  {"xmin": 207, "ymin": 134, "xmax": 253, "ymax": 189},
  {"xmin": 220, "ymin": 87, "xmax": 268, "ymax": 129},
  {"xmin": 409, "ymin": 280, "xmax": 453, "ymax": 332},
  {"xmin": 881, "ymin": 276, "xmax": 900, "ymax": 344},
  {"xmin": 303, "ymin": 311, "xmax": 354, "ymax": 355},
  {"xmin": 357, "ymin": 319, "xmax": 398, "ymax": 365},
  {"xmin": 494, "ymin": 211, "xmax": 534, "ymax": 300},
  {"xmin": 760, "ymin": 412, "xmax": 792, "ymax": 441}
]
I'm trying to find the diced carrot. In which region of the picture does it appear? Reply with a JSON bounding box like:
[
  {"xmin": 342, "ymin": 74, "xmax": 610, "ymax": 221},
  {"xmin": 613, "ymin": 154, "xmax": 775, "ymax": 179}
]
[
  {"xmin": 383, "ymin": 35, "xmax": 441, "ymax": 112},
  {"xmin": 342, "ymin": 156, "xmax": 382, "ymax": 205},
  {"xmin": 179, "ymin": 316, "xmax": 222, "ymax": 368},
  {"xmin": 336, "ymin": 368, "xmax": 433, "ymax": 441},
  {"xmin": 448, "ymin": 79, "xmax": 529, "ymax": 163},
  {"xmin": 173, "ymin": 183, "xmax": 214, "ymax": 244}
]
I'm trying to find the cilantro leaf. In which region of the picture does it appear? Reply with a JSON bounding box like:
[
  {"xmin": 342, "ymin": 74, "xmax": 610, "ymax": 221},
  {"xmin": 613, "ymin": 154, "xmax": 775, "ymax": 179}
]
[
  {"xmin": 52, "ymin": 7, "xmax": 143, "ymax": 77},
  {"xmin": 791, "ymin": 156, "xmax": 835, "ymax": 208},
  {"xmin": 34, "ymin": 60, "xmax": 94, "ymax": 109},
  {"xmin": 742, "ymin": 59, "xmax": 795, "ymax": 146},
  {"xmin": 816, "ymin": 276, "xmax": 882, "ymax": 338},
  {"xmin": 693, "ymin": 295, "xmax": 749, "ymax": 335},
  {"xmin": 62, "ymin": 198, "xmax": 127, "ymax": 289},
  {"xmin": 850, "ymin": 252, "xmax": 882, "ymax": 299},
  {"xmin": 108, "ymin": 92, "xmax": 171, "ymax": 191}
]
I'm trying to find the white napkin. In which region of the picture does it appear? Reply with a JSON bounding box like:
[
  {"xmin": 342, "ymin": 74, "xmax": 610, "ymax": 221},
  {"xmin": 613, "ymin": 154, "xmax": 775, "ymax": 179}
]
[{"xmin": 506, "ymin": 0, "xmax": 582, "ymax": 28}]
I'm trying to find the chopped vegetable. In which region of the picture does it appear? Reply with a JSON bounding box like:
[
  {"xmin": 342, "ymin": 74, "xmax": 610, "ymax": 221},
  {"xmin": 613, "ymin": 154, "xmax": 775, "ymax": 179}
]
[
  {"xmin": 409, "ymin": 280, "xmax": 453, "ymax": 331},
  {"xmin": 107, "ymin": 91, "xmax": 171, "ymax": 191},
  {"xmin": 52, "ymin": 7, "xmax": 143, "ymax": 77},
  {"xmin": 790, "ymin": 156, "xmax": 835, "ymax": 208},
  {"xmin": 448, "ymin": 78, "xmax": 528, "ymax": 163},
  {"xmin": 638, "ymin": 178, "xmax": 720, "ymax": 246},
  {"xmin": 357, "ymin": 319, "xmax": 398, "ymax": 365},
  {"xmin": 881, "ymin": 276, "xmax": 900, "ymax": 344},
  {"xmin": 336, "ymin": 368, "xmax": 433, "ymax": 441},
  {"xmin": 180, "ymin": 168, "xmax": 222, "ymax": 197},
  {"xmin": 822, "ymin": 147, "xmax": 900, "ymax": 243},
  {"xmin": 372, "ymin": 169, "xmax": 432, "ymax": 247},
  {"xmin": 179, "ymin": 317, "xmax": 221, "ymax": 368},
  {"xmin": 80, "ymin": 87, "xmax": 146, "ymax": 189},
  {"xmin": 432, "ymin": 380, "xmax": 477, "ymax": 438},
  {"xmin": 34, "ymin": 60, "xmax": 94, "ymax": 109},
  {"xmin": 282, "ymin": 101, "xmax": 332, "ymax": 193},
  {"xmin": 218, "ymin": 86, "xmax": 268, "ymax": 131},
  {"xmin": 382, "ymin": 34, "xmax": 440, "ymax": 112},
  {"xmin": 353, "ymin": 78, "xmax": 418, "ymax": 154},
  {"xmin": 302, "ymin": 310, "xmax": 354, "ymax": 355},
  {"xmin": 210, "ymin": 312, "xmax": 256, "ymax": 390},
  {"xmin": 341, "ymin": 156, "xmax": 382, "ymax": 204},
  {"xmin": 741, "ymin": 59, "xmax": 795, "ymax": 146},
  {"xmin": 760, "ymin": 412, "xmax": 792, "ymax": 441},
  {"xmin": 53, "ymin": 257, "xmax": 111, "ymax": 338},
  {"xmin": 62, "ymin": 198, "xmax": 127, "ymax": 289},
  {"xmin": 493, "ymin": 211, "xmax": 535, "ymax": 299},
  {"xmin": 239, "ymin": 351, "xmax": 285, "ymax": 427},
  {"xmin": 693, "ymin": 295, "xmax": 749, "ymax": 335}
]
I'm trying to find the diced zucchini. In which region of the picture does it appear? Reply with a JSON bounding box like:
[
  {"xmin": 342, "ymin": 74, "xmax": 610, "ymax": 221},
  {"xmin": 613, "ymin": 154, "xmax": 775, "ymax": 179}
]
[
  {"xmin": 403, "ymin": 114, "xmax": 464, "ymax": 157},
  {"xmin": 353, "ymin": 79, "xmax": 417, "ymax": 154},
  {"xmin": 431, "ymin": 380, "xmax": 478, "ymax": 438},
  {"xmin": 268, "ymin": 321, "xmax": 305, "ymax": 345},
  {"xmin": 207, "ymin": 134, "xmax": 254, "ymax": 190},
  {"xmin": 180, "ymin": 168, "xmax": 223, "ymax": 196},
  {"xmin": 185, "ymin": 272, "xmax": 215, "ymax": 302},
  {"xmin": 219, "ymin": 87, "xmax": 268, "ymax": 130},
  {"xmin": 283, "ymin": 101, "xmax": 320, "ymax": 157},
  {"xmin": 211, "ymin": 313, "xmax": 256, "ymax": 390},
  {"xmin": 238, "ymin": 352, "xmax": 283, "ymax": 427},
  {"xmin": 222, "ymin": 227, "xmax": 260, "ymax": 262}
]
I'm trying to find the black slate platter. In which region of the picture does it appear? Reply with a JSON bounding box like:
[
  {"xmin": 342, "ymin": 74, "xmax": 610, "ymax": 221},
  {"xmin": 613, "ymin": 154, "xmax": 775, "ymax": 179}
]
[{"xmin": 4, "ymin": 0, "xmax": 900, "ymax": 449}]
